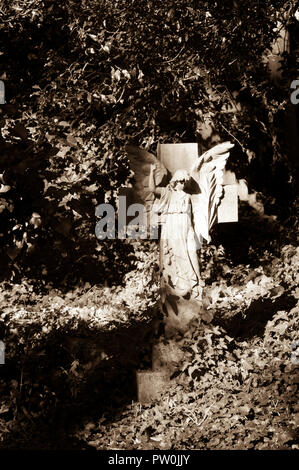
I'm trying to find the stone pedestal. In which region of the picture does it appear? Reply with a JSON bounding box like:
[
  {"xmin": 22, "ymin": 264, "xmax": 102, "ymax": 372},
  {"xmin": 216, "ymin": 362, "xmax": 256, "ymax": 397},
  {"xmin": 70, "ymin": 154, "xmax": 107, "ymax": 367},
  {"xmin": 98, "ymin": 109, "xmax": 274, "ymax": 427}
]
[
  {"xmin": 161, "ymin": 296, "xmax": 202, "ymax": 338},
  {"xmin": 133, "ymin": 143, "xmax": 238, "ymax": 403},
  {"xmin": 152, "ymin": 340, "xmax": 184, "ymax": 372},
  {"xmin": 136, "ymin": 338, "xmax": 186, "ymax": 403}
]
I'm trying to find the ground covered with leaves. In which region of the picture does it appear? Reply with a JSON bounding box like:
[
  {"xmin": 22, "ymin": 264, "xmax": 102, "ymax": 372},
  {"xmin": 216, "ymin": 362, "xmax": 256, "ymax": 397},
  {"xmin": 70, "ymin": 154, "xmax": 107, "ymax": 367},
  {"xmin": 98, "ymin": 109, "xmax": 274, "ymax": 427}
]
[
  {"xmin": 72, "ymin": 241, "xmax": 299, "ymax": 451},
  {"xmin": 0, "ymin": 0, "xmax": 298, "ymax": 452},
  {"xmin": 0, "ymin": 211, "xmax": 298, "ymax": 450}
]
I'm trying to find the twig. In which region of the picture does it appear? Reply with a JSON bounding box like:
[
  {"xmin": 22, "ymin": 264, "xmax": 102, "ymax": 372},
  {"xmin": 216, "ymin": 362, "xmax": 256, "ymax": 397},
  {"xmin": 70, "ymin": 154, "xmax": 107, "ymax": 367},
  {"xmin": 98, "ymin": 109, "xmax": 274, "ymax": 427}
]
[
  {"xmin": 182, "ymin": 75, "xmax": 200, "ymax": 82},
  {"xmin": 101, "ymin": 167, "xmax": 123, "ymax": 176},
  {"xmin": 197, "ymin": 405, "xmax": 213, "ymax": 427},
  {"xmin": 182, "ymin": 401, "xmax": 215, "ymax": 427},
  {"xmin": 116, "ymin": 87, "xmax": 126, "ymax": 104},
  {"xmin": 161, "ymin": 47, "xmax": 185, "ymax": 64},
  {"xmin": 219, "ymin": 122, "xmax": 245, "ymax": 151}
]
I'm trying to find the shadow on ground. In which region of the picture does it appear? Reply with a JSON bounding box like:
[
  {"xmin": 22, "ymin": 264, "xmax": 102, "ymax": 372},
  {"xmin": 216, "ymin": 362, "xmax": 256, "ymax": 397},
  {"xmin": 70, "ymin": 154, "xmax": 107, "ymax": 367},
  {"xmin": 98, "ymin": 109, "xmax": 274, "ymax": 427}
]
[
  {"xmin": 214, "ymin": 293, "xmax": 297, "ymax": 341},
  {"xmin": 0, "ymin": 320, "xmax": 155, "ymax": 450}
]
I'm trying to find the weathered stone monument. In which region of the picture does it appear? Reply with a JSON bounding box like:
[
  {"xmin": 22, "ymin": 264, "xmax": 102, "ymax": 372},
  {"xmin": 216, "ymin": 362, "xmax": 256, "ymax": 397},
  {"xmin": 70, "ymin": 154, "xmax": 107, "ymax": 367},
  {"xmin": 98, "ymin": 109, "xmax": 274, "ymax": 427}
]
[
  {"xmin": 124, "ymin": 142, "xmax": 238, "ymax": 403},
  {"xmin": 0, "ymin": 80, "xmax": 5, "ymax": 105}
]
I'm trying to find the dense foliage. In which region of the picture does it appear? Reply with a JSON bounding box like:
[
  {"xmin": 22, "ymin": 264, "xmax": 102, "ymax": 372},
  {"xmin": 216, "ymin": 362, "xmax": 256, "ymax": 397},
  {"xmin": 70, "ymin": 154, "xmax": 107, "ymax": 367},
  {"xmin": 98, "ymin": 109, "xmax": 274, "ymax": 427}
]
[
  {"xmin": 0, "ymin": 0, "xmax": 298, "ymax": 451},
  {"xmin": 0, "ymin": 231, "xmax": 298, "ymax": 449},
  {"xmin": 0, "ymin": 0, "xmax": 297, "ymax": 284}
]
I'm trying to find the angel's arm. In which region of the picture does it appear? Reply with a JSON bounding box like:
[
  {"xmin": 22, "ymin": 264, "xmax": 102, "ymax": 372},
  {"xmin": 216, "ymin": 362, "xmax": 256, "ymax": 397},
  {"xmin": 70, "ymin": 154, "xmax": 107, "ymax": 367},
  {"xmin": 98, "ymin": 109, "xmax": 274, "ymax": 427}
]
[{"xmin": 149, "ymin": 164, "xmax": 163, "ymax": 196}]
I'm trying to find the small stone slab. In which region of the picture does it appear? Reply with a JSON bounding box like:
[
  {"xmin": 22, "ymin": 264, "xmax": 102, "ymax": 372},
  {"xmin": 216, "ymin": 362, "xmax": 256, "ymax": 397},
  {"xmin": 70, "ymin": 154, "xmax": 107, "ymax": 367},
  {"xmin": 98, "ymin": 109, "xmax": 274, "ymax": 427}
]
[
  {"xmin": 217, "ymin": 184, "xmax": 238, "ymax": 223},
  {"xmin": 136, "ymin": 370, "xmax": 169, "ymax": 404}
]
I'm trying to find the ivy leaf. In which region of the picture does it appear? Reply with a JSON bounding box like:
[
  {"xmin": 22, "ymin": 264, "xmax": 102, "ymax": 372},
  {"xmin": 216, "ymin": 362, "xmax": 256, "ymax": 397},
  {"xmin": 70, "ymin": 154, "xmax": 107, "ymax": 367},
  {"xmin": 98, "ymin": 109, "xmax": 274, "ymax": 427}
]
[{"xmin": 66, "ymin": 134, "xmax": 78, "ymax": 147}]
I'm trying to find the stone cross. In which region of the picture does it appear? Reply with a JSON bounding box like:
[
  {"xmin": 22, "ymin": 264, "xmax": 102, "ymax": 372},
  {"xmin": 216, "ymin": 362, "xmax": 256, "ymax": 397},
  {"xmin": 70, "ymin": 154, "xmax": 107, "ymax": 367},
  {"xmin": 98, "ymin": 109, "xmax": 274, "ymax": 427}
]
[
  {"xmin": 157, "ymin": 142, "xmax": 238, "ymax": 224},
  {"xmin": 154, "ymin": 143, "xmax": 238, "ymax": 340},
  {"xmin": 124, "ymin": 142, "xmax": 239, "ymax": 402}
]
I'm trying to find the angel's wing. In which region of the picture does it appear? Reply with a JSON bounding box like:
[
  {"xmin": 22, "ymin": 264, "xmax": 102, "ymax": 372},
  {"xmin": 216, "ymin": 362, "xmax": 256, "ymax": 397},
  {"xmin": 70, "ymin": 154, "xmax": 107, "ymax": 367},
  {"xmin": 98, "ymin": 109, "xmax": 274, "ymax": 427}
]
[
  {"xmin": 124, "ymin": 144, "xmax": 168, "ymax": 214},
  {"xmin": 190, "ymin": 141, "xmax": 234, "ymax": 243}
]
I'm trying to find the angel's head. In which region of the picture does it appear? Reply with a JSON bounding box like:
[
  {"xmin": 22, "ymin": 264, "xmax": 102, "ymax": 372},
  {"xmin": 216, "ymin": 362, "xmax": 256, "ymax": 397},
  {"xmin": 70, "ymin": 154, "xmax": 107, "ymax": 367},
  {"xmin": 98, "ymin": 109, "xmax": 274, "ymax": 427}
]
[{"xmin": 169, "ymin": 169, "xmax": 190, "ymax": 191}]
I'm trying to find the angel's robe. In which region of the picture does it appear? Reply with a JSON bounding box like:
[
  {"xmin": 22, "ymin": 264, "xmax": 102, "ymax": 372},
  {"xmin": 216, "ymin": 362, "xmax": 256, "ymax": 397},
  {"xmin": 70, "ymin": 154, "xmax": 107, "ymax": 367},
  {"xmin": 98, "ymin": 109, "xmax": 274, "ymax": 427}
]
[{"xmin": 153, "ymin": 187, "xmax": 203, "ymax": 308}]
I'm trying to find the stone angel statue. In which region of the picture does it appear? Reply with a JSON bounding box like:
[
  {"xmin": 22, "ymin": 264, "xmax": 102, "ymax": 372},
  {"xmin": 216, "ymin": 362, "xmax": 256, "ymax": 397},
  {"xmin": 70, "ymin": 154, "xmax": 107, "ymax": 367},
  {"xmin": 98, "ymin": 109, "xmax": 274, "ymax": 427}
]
[{"xmin": 125, "ymin": 141, "xmax": 234, "ymax": 334}]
